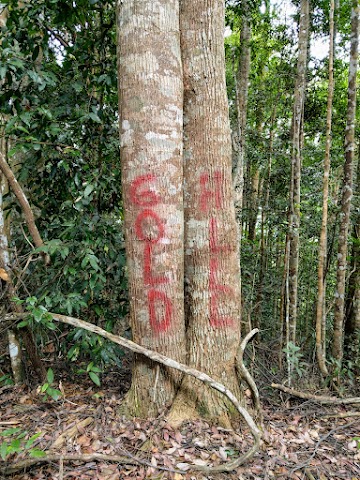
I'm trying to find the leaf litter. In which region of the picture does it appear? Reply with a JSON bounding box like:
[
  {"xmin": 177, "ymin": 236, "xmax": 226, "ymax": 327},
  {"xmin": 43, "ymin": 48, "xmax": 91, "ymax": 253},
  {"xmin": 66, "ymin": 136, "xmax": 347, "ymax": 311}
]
[{"xmin": 0, "ymin": 371, "xmax": 359, "ymax": 480}]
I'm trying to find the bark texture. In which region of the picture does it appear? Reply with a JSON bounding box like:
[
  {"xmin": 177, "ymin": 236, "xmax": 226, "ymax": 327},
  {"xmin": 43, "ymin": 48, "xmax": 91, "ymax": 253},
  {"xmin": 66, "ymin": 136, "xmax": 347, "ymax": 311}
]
[
  {"xmin": 117, "ymin": 0, "xmax": 186, "ymax": 416},
  {"xmin": 169, "ymin": 0, "xmax": 242, "ymax": 426},
  {"xmin": 332, "ymin": 0, "xmax": 359, "ymax": 364},
  {"xmin": 233, "ymin": 0, "xmax": 251, "ymax": 220},
  {"xmin": 288, "ymin": 0, "xmax": 309, "ymax": 345},
  {"xmin": 316, "ymin": 0, "xmax": 335, "ymax": 377}
]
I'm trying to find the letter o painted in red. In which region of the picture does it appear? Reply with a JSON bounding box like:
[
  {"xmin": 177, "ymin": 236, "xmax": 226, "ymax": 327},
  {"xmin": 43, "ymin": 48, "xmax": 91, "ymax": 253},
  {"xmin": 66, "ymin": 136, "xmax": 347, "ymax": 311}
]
[{"xmin": 135, "ymin": 209, "xmax": 164, "ymax": 244}]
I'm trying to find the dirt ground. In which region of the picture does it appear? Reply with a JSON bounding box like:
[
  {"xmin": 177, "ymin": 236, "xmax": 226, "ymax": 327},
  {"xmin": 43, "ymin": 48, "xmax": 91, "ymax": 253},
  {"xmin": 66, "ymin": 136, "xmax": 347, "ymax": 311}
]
[{"xmin": 0, "ymin": 352, "xmax": 360, "ymax": 480}]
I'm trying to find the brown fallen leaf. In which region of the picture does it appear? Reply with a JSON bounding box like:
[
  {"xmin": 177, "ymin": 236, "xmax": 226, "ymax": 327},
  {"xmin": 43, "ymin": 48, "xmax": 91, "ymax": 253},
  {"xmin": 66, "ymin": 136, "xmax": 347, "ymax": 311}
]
[{"xmin": 0, "ymin": 268, "xmax": 10, "ymax": 282}]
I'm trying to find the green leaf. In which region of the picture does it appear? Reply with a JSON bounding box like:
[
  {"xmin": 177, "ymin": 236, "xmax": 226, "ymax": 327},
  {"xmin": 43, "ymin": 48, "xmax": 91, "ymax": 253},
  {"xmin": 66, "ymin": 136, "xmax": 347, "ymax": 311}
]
[
  {"xmin": 88, "ymin": 255, "xmax": 99, "ymax": 271},
  {"xmin": 17, "ymin": 320, "xmax": 29, "ymax": 328},
  {"xmin": 46, "ymin": 388, "xmax": 62, "ymax": 400},
  {"xmin": 29, "ymin": 448, "xmax": 46, "ymax": 458},
  {"xmin": 25, "ymin": 432, "xmax": 42, "ymax": 449},
  {"xmin": 0, "ymin": 442, "xmax": 8, "ymax": 460},
  {"xmin": 0, "ymin": 428, "xmax": 22, "ymax": 437},
  {"xmin": 0, "ymin": 66, "xmax": 7, "ymax": 80},
  {"xmin": 88, "ymin": 112, "xmax": 102, "ymax": 123},
  {"xmin": 84, "ymin": 184, "xmax": 94, "ymax": 197},
  {"xmin": 41, "ymin": 383, "xmax": 49, "ymax": 393},
  {"xmin": 9, "ymin": 438, "xmax": 21, "ymax": 451},
  {"xmin": 47, "ymin": 368, "xmax": 54, "ymax": 384},
  {"xmin": 89, "ymin": 371, "xmax": 101, "ymax": 386},
  {"xmin": 86, "ymin": 362, "xmax": 94, "ymax": 372}
]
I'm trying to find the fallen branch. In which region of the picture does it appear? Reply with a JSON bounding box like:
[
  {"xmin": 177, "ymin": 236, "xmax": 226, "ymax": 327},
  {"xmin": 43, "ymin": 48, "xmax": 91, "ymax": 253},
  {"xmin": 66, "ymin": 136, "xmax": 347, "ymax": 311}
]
[
  {"xmin": 50, "ymin": 417, "xmax": 94, "ymax": 450},
  {"xmin": 5, "ymin": 312, "xmax": 261, "ymax": 474},
  {"xmin": 271, "ymin": 383, "xmax": 360, "ymax": 405},
  {"xmin": 1, "ymin": 452, "xmax": 183, "ymax": 476},
  {"xmin": 0, "ymin": 152, "xmax": 50, "ymax": 264},
  {"xmin": 321, "ymin": 411, "xmax": 360, "ymax": 419}
]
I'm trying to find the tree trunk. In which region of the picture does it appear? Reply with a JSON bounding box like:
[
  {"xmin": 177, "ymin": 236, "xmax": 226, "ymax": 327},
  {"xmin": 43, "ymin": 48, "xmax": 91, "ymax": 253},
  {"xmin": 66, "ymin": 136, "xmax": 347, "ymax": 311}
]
[
  {"xmin": 316, "ymin": 0, "xmax": 335, "ymax": 377},
  {"xmin": 287, "ymin": 0, "xmax": 309, "ymax": 345},
  {"xmin": 233, "ymin": 0, "xmax": 251, "ymax": 220},
  {"xmin": 254, "ymin": 104, "xmax": 276, "ymax": 326},
  {"xmin": 332, "ymin": 0, "xmax": 359, "ymax": 365},
  {"xmin": 117, "ymin": 0, "xmax": 186, "ymax": 416},
  {"xmin": 345, "ymin": 153, "xmax": 360, "ymax": 337},
  {"xmin": 169, "ymin": 0, "xmax": 242, "ymax": 427}
]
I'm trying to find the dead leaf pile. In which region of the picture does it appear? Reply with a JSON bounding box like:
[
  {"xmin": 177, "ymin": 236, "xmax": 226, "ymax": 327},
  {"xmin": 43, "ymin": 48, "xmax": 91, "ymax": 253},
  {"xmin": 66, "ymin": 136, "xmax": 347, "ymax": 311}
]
[{"xmin": 0, "ymin": 374, "xmax": 359, "ymax": 480}]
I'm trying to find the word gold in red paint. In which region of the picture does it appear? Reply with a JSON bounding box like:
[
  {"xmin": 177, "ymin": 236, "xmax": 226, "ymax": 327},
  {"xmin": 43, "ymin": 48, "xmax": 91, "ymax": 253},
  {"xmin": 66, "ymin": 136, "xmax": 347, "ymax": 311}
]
[
  {"xmin": 130, "ymin": 174, "xmax": 161, "ymax": 207},
  {"xmin": 144, "ymin": 243, "xmax": 168, "ymax": 286},
  {"xmin": 135, "ymin": 208, "xmax": 165, "ymax": 243},
  {"xmin": 199, "ymin": 170, "xmax": 235, "ymax": 328},
  {"xmin": 148, "ymin": 290, "xmax": 172, "ymax": 333},
  {"xmin": 130, "ymin": 175, "xmax": 172, "ymax": 333},
  {"xmin": 200, "ymin": 171, "xmax": 223, "ymax": 212}
]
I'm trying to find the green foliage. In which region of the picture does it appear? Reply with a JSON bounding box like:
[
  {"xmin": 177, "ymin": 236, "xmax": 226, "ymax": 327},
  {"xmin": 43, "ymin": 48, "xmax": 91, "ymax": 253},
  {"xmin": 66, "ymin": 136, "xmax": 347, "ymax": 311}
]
[
  {"xmin": 77, "ymin": 361, "xmax": 102, "ymax": 386},
  {"xmin": 1, "ymin": 0, "xmax": 128, "ymax": 365},
  {"xmin": 283, "ymin": 342, "xmax": 307, "ymax": 379},
  {"xmin": 0, "ymin": 429, "xmax": 45, "ymax": 461},
  {"xmin": 39, "ymin": 368, "xmax": 62, "ymax": 401},
  {"xmin": 0, "ymin": 374, "xmax": 14, "ymax": 386}
]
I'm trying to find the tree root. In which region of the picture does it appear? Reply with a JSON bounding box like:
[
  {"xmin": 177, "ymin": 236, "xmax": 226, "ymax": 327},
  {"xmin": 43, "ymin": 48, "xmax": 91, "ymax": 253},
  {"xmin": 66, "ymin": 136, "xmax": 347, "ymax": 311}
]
[
  {"xmin": 271, "ymin": 383, "xmax": 360, "ymax": 404},
  {"xmin": 236, "ymin": 328, "xmax": 263, "ymax": 425},
  {"xmin": 4, "ymin": 312, "xmax": 261, "ymax": 474}
]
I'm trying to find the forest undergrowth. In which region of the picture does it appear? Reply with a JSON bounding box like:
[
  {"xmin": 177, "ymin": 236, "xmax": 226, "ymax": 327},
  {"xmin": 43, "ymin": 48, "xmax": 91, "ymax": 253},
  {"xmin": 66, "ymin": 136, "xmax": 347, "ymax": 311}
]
[{"xmin": 0, "ymin": 339, "xmax": 359, "ymax": 480}]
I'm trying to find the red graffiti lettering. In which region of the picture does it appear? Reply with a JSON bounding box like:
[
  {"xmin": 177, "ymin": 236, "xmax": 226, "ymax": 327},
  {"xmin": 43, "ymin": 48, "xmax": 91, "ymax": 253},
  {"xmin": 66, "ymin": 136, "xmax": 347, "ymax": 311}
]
[
  {"xmin": 200, "ymin": 171, "xmax": 223, "ymax": 212},
  {"xmin": 209, "ymin": 217, "xmax": 231, "ymax": 254},
  {"xmin": 144, "ymin": 243, "xmax": 168, "ymax": 286},
  {"xmin": 130, "ymin": 174, "xmax": 160, "ymax": 206},
  {"xmin": 135, "ymin": 209, "xmax": 164, "ymax": 243},
  {"xmin": 148, "ymin": 289, "xmax": 172, "ymax": 333},
  {"xmin": 209, "ymin": 258, "xmax": 234, "ymax": 328}
]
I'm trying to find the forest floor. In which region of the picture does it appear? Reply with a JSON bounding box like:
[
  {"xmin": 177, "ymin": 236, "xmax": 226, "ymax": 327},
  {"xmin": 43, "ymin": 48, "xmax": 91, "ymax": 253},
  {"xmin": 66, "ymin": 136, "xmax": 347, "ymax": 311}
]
[{"xmin": 0, "ymin": 355, "xmax": 360, "ymax": 480}]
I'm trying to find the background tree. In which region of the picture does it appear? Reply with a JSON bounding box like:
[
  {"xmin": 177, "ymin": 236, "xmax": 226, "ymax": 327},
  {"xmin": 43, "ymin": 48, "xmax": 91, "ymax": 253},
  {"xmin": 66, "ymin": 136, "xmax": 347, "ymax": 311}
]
[
  {"xmin": 315, "ymin": 0, "xmax": 335, "ymax": 377},
  {"xmin": 332, "ymin": 0, "xmax": 359, "ymax": 368}
]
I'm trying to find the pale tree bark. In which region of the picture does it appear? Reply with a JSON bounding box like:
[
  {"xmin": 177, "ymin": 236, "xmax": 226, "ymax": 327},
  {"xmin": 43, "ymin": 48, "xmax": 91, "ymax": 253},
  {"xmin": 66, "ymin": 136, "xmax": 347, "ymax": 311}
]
[
  {"xmin": 233, "ymin": 0, "xmax": 251, "ymax": 222},
  {"xmin": 316, "ymin": 0, "xmax": 335, "ymax": 377},
  {"xmin": 232, "ymin": 0, "xmax": 251, "ymax": 335},
  {"xmin": 332, "ymin": 0, "xmax": 359, "ymax": 365},
  {"xmin": 254, "ymin": 104, "xmax": 276, "ymax": 326},
  {"xmin": 0, "ymin": 122, "xmax": 24, "ymax": 384},
  {"xmin": 169, "ymin": 0, "xmax": 242, "ymax": 427},
  {"xmin": 117, "ymin": 0, "xmax": 186, "ymax": 416},
  {"xmin": 287, "ymin": 0, "xmax": 309, "ymax": 345},
  {"xmin": 345, "ymin": 153, "xmax": 360, "ymax": 337}
]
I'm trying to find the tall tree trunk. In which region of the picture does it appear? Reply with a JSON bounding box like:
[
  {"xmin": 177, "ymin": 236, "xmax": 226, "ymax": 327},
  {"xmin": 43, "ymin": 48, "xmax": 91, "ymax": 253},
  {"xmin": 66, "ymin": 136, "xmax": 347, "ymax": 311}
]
[
  {"xmin": 0, "ymin": 126, "xmax": 24, "ymax": 384},
  {"xmin": 169, "ymin": 0, "xmax": 242, "ymax": 427},
  {"xmin": 316, "ymin": 0, "xmax": 335, "ymax": 377},
  {"xmin": 287, "ymin": 0, "xmax": 309, "ymax": 345},
  {"xmin": 117, "ymin": 0, "xmax": 186, "ymax": 416},
  {"xmin": 233, "ymin": 0, "xmax": 251, "ymax": 221},
  {"xmin": 254, "ymin": 104, "xmax": 276, "ymax": 326},
  {"xmin": 332, "ymin": 1, "xmax": 359, "ymax": 366},
  {"xmin": 233, "ymin": 0, "xmax": 251, "ymax": 334},
  {"xmin": 345, "ymin": 156, "xmax": 360, "ymax": 337}
]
